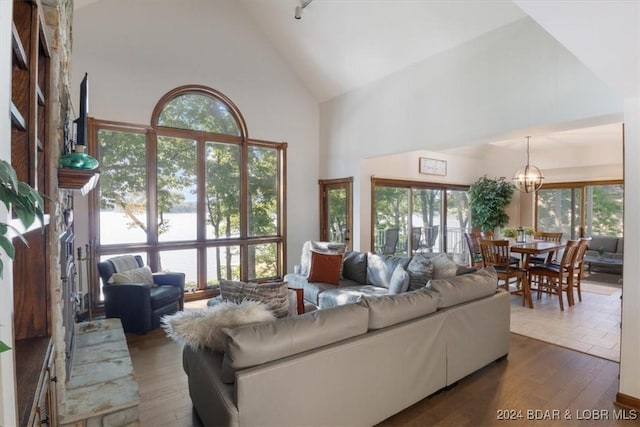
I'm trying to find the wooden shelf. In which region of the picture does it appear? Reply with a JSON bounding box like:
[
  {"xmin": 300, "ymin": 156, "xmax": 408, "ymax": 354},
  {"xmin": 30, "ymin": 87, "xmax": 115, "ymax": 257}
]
[
  {"xmin": 36, "ymin": 85, "xmax": 45, "ymax": 106},
  {"xmin": 10, "ymin": 102, "xmax": 26, "ymax": 130},
  {"xmin": 15, "ymin": 337, "xmax": 51, "ymax": 427},
  {"xmin": 12, "ymin": 22, "xmax": 28, "ymax": 70},
  {"xmin": 58, "ymin": 168, "xmax": 100, "ymax": 196}
]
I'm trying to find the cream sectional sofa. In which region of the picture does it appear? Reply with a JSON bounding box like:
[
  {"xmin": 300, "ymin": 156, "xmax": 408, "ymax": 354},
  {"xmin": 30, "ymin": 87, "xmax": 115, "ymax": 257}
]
[{"xmin": 182, "ymin": 267, "xmax": 510, "ymax": 426}]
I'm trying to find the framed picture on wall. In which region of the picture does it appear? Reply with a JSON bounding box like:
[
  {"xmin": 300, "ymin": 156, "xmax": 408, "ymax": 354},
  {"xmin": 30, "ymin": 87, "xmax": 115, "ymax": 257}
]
[{"xmin": 419, "ymin": 157, "xmax": 447, "ymax": 176}]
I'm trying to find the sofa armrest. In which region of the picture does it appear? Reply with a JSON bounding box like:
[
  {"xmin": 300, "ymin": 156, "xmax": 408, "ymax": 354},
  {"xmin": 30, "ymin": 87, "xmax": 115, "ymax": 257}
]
[
  {"xmin": 153, "ymin": 272, "xmax": 186, "ymax": 287},
  {"xmin": 103, "ymin": 283, "xmax": 153, "ymax": 334}
]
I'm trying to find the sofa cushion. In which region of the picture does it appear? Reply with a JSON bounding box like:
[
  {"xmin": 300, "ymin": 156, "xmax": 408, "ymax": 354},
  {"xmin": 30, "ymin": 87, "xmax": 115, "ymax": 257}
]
[
  {"xmin": 587, "ymin": 236, "xmax": 618, "ymax": 253},
  {"xmin": 307, "ymin": 251, "xmax": 342, "ymax": 286},
  {"xmin": 366, "ymin": 253, "xmax": 410, "ymax": 289},
  {"xmin": 342, "ymin": 251, "xmax": 368, "ymax": 284},
  {"xmin": 388, "ymin": 264, "xmax": 410, "ymax": 295},
  {"xmin": 616, "ymin": 237, "xmax": 624, "ymax": 254},
  {"xmin": 318, "ymin": 285, "xmax": 389, "ymax": 309},
  {"xmin": 220, "ymin": 280, "xmax": 290, "ymax": 318},
  {"xmin": 161, "ymin": 300, "xmax": 275, "ymax": 351},
  {"xmin": 430, "ymin": 253, "xmax": 459, "ymax": 279},
  {"xmin": 426, "ymin": 266, "xmax": 498, "ymax": 308},
  {"xmin": 360, "ymin": 287, "xmax": 439, "ymax": 330},
  {"xmin": 406, "ymin": 252, "xmax": 435, "ymax": 291},
  {"xmin": 284, "ymin": 273, "xmax": 361, "ymax": 305},
  {"xmin": 221, "ymin": 303, "xmax": 369, "ymax": 383},
  {"xmin": 300, "ymin": 241, "xmax": 347, "ymax": 276}
]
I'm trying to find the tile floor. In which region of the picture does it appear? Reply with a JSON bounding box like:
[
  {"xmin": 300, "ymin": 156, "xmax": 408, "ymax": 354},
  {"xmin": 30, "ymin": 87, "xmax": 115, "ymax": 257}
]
[{"xmin": 510, "ymin": 278, "xmax": 622, "ymax": 362}]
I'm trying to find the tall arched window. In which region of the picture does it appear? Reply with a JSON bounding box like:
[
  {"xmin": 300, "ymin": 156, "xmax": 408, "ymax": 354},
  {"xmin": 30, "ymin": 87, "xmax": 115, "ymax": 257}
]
[{"xmin": 91, "ymin": 86, "xmax": 286, "ymax": 300}]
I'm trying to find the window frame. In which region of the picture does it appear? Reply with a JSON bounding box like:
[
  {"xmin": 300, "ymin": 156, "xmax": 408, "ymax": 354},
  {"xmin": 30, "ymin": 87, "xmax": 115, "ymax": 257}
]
[
  {"xmin": 88, "ymin": 86, "xmax": 287, "ymax": 305},
  {"xmin": 535, "ymin": 179, "xmax": 624, "ymax": 239},
  {"xmin": 370, "ymin": 177, "xmax": 469, "ymax": 257}
]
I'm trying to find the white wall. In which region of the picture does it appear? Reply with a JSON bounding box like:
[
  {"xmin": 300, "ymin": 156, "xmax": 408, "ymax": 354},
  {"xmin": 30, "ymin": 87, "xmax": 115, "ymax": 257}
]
[
  {"xmin": 0, "ymin": 1, "xmax": 17, "ymax": 424},
  {"xmin": 620, "ymin": 97, "xmax": 640, "ymax": 402},
  {"xmin": 320, "ymin": 17, "xmax": 622, "ymax": 179},
  {"xmin": 71, "ymin": 0, "xmax": 320, "ymax": 269}
]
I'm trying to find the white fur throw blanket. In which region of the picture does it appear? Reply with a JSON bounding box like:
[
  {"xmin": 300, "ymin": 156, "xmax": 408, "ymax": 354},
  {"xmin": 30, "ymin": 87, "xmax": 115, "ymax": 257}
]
[{"xmin": 161, "ymin": 300, "xmax": 275, "ymax": 352}]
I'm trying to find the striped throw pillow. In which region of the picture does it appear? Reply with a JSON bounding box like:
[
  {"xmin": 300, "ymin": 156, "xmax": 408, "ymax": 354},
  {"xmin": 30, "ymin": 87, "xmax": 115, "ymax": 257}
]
[{"xmin": 219, "ymin": 280, "xmax": 290, "ymax": 318}]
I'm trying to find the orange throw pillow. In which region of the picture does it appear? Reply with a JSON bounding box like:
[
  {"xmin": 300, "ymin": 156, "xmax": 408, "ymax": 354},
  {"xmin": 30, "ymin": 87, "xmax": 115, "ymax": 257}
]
[{"xmin": 307, "ymin": 251, "xmax": 342, "ymax": 286}]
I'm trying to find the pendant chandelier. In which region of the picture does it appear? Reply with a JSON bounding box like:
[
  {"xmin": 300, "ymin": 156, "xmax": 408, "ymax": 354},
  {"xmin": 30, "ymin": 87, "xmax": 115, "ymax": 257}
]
[{"xmin": 512, "ymin": 136, "xmax": 544, "ymax": 193}]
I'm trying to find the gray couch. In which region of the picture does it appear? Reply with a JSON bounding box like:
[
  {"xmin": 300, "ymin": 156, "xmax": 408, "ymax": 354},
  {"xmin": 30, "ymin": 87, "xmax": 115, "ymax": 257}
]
[
  {"xmin": 284, "ymin": 249, "xmax": 474, "ymax": 310},
  {"xmin": 182, "ymin": 267, "xmax": 510, "ymax": 426},
  {"xmin": 585, "ymin": 235, "xmax": 623, "ymax": 273}
]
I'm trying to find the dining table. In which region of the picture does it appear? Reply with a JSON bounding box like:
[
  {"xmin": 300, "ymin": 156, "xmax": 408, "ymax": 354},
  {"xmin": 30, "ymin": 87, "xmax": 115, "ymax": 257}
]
[
  {"xmin": 509, "ymin": 240, "xmax": 566, "ymax": 308},
  {"xmin": 510, "ymin": 240, "xmax": 566, "ymax": 267}
]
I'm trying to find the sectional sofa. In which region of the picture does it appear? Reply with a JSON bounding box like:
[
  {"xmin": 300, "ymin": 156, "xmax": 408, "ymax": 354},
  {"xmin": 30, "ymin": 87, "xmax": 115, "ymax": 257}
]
[
  {"xmin": 182, "ymin": 266, "xmax": 510, "ymax": 426},
  {"xmin": 284, "ymin": 248, "xmax": 476, "ymax": 310},
  {"xmin": 585, "ymin": 235, "xmax": 623, "ymax": 273}
]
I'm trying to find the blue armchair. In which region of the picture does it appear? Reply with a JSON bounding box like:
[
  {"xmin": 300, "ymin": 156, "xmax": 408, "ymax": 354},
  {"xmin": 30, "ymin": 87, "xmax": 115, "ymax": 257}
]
[{"xmin": 97, "ymin": 255, "xmax": 185, "ymax": 334}]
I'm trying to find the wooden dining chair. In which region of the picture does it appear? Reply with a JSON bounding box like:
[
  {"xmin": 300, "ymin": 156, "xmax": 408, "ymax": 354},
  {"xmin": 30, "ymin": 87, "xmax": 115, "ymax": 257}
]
[
  {"xmin": 479, "ymin": 239, "xmax": 530, "ymax": 307},
  {"xmin": 570, "ymin": 237, "xmax": 591, "ymax": 303},
  {"xmin": 481, "ymin": 230, "xmax": 521, "ymax": 267},
  {"xmin": 464, "ymin": 231, "xmax": 483, "ymax": 268},
  {"xmin": 528, "ymin": 239, "xmax": 580, "ymax": 311},
  {"xmin": 530, "ymin": 231, "xmax": 563, "ymax": 265}
]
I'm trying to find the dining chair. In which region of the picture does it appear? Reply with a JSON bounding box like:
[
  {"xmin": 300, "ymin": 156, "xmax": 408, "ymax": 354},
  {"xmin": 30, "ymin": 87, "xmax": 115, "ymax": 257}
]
[
  {"xmin": 479, "ymin": 239, "xmax": 530, "ymax": 307},
  {"xmin": 481, "ymin": 230, "xmax": 521, "ymax": 267},
  {"xmin": 570, "ymin": 237, "xmax": 591, "ymax": 303},
  {"xmin": 464, "ymin": 231, "xmax": 483, "ymax": 268},
  {"xmin": 530, "ymin": 231, "xmax": 563, "ymax": 265},
  {"xmin": 528, "ymin": 239, "xmax": 580, "ymax": 311}
]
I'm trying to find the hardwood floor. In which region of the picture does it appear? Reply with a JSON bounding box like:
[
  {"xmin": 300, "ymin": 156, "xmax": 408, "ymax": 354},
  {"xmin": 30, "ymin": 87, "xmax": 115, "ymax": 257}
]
[{"xmin": 127, "ymin": 330, "xmax": 635, "ymax": 427}]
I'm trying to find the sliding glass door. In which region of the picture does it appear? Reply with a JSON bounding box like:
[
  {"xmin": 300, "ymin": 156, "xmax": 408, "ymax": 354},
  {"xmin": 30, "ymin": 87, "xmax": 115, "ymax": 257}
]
[
  {"xmin": 372, "ymin": 178, "xmax": 469, "ymax": 261},
  {"xmin": 536, "ymin": 181, "xmax": 623, "ymax": 239}
]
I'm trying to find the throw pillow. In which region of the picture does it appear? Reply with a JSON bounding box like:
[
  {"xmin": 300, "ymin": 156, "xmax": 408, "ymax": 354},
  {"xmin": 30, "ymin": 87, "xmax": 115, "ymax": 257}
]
[
  {"xmin": 388, "ymin": 264, "xmax": 410, "ymax": 295},
  {"xmin": 342, "ymin": 251, "xmax": 367, "ymax": 284},
  {"xmin": 307, "ymin": 251, "xmax": 342, "ymax": 286},
  {"xmin": 220, "ymin": 280, "xmax": 290, "ymax": 318},
  {"xmin": 299, "ymin": 241, "xmax": 347, "ymax": 276},
  {"xmin": 406, "ymin": 252, "xmax": 434, "ymax": 291},
  {"xmin": 161, "ymin": 300, "xmax": 275, "ymax": 351},
  {"xmin": 430, "ymin": 253, "xmax": 459, "ymax": 279},
  {"xmin": 108, "ymin": 266, "xmax": 154, "ymax": 286},
  {"xmin": 366, "ymin": 253, "xmax": 410, "ymax": 289}
]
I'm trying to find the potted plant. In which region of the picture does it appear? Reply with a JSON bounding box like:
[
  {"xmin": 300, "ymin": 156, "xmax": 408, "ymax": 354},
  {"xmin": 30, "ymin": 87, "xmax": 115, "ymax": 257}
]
[
  {"xmin": 597, "ymin": 246, "xmax": 605, "ymax": 259},
  {"xmin": 0, "ymin": 159, "xmax": 45, "ymax": 353},
  {"xmin": 501, "ymin": 227, "xmax": 517, "ymax": 239},
  {"xmin": 469, "ymin": 175, "xmax": 514, "ymax": 232},
  {"xmin": 524, "ymin": 227, "xmax": 535, "ymax": 242}
]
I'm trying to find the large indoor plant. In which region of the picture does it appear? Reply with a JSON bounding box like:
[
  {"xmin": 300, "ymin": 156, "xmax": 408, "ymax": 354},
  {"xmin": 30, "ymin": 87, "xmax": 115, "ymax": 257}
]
[
  {"xmin": 469, "ymin": 175, "xmax": 514, "ymax": 232},
  {"xmin": 0, "ymin": 159, "xmax": 45, "ymax": 352}
]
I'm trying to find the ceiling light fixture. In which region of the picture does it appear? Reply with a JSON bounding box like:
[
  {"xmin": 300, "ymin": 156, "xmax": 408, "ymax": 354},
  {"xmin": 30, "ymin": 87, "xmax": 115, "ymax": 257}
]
[
  {"xmin": 295, "ymin": 0, "xmax": 313, "ymax": 20},
  {"xmin": 512, "ymin": 136, "xmax": 544, "ymax": 193}
]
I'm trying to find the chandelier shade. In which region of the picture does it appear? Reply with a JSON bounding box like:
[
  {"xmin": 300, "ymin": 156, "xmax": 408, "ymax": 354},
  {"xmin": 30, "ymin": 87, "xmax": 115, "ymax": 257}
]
[{"xmin": 512, "ymin": 136, "xmax": 544, "ymax": 193}]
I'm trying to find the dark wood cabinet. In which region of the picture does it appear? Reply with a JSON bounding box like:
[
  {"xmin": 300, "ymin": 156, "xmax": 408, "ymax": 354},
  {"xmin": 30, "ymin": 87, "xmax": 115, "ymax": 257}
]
[{"xmin": 11, "ymin": 0, "xmax": 55, "ymax": 425}]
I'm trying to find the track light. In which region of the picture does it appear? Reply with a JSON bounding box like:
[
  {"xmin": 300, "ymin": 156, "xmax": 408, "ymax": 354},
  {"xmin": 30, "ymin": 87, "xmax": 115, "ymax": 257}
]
[{"xmin": 295, "ymin": 0, "xmax": 313, "ymax": 20}]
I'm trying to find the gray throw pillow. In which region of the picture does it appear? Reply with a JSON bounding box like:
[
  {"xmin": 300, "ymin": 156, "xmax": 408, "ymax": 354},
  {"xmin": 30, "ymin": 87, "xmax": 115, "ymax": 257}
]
[
  {"xmin": 219, "ymin": 280, "xmax": 290, "ymax": 318},
  {"xmin": 430, "ymin": 253, "xmax": 459, "ymax": 279},
  {"xmin": 406, "ymin": 252, "xmax": 434, "ymax": 291},
  {"xmin": 388, "ymin": 264, "xmax": 410, "ymax": 295},
  {"xmin": 342, "ymin": 251, "xmax": 368, "ymax": 284},
  {"xmin": 366, "ymin": 253, "xmax": 410, "ymax": 289}
]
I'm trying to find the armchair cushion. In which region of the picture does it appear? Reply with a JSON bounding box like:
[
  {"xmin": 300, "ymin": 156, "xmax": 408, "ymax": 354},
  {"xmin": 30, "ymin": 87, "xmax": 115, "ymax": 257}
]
[
  {"xmin": 150, "ymin": 286, "xmax": 183, "ymax": 310},
  {"xmin": 109, "ymin": 266, "xmax": 154, "ymax": 285}
]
